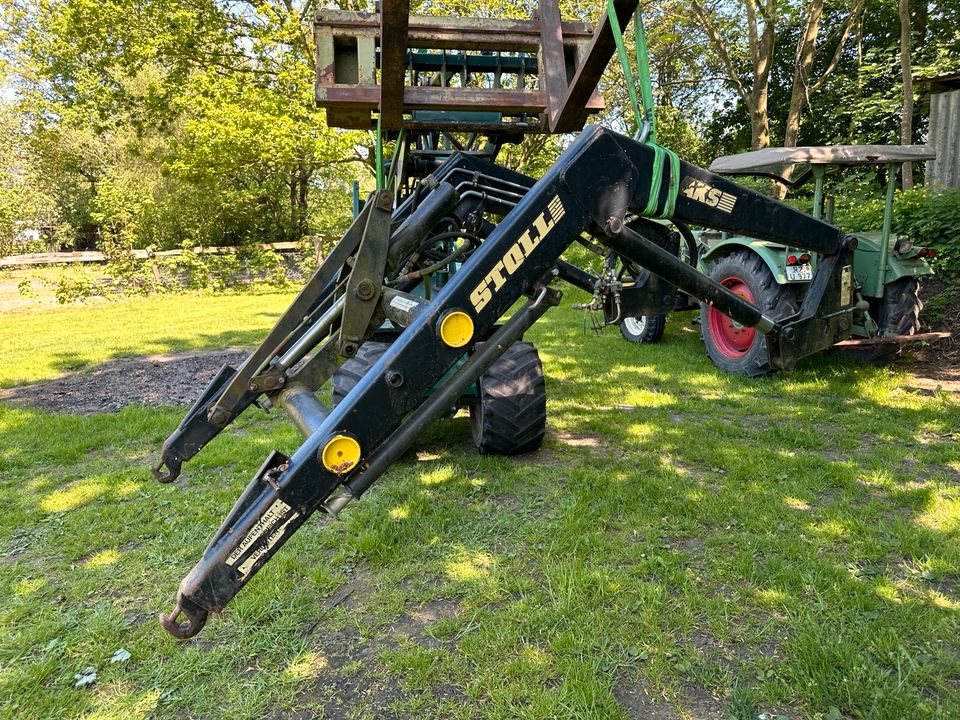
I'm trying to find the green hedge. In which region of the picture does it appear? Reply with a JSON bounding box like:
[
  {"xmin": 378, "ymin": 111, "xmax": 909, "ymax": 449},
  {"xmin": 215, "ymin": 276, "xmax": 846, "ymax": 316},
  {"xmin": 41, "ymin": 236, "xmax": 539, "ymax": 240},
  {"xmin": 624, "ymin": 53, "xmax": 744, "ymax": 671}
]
[{"xmin": 831, "ymin": 188, "xmax": 960, "ymax": 282}]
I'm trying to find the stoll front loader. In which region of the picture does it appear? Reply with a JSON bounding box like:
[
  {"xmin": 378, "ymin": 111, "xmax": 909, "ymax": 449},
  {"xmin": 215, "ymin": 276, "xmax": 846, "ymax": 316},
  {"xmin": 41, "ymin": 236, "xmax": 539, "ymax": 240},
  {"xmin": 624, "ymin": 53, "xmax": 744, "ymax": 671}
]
[{"xmin": 152, "ymin": 0, "xmax": 863, "ymax": 638}]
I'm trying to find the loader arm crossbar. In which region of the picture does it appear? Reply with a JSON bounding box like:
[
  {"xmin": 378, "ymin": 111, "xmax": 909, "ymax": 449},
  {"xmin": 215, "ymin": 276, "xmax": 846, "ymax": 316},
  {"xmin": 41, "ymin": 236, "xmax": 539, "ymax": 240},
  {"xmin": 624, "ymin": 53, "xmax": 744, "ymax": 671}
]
[{"xmin": 155, "ymin": 126, "xmax": 850, "ymax": 637}]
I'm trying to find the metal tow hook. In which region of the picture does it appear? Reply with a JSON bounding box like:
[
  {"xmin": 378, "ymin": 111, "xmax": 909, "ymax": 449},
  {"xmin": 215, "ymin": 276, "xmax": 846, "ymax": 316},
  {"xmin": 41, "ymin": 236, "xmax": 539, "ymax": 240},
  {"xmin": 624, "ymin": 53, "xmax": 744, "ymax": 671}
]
[
  {"xmin": 159, "ymin": 596, "xmax": 209, "ymax": 639},
  {"xmin": 150, "ymin": 454, "xmax": 182, "ymax": 484}
]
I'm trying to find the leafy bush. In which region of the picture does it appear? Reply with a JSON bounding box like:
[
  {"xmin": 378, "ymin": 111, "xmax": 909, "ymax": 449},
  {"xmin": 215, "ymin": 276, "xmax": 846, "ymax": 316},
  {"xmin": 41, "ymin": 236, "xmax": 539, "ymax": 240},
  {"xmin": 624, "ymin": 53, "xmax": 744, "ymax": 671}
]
[
  {"xmin": 53, "ymin": 269, "xmax": 101, "ymax": 304},
  {"xmin": 238, "ymin": 244, "xmax": 288, "ymax": 287},
  {"xmin": 161, "ymin": 242, "xmax": 218, "ymax": 291},
  {"xmin": 831, "ymin": 188, "xmax": 960, "ymax": 282},
  {"xmin": 16, "ymin": 276, "xmax": 36, "ymax": 298},
  {"xmin": 19, "ymin": 244, "xmax": 304, "ymax": 304},
  {"xmin": 0, "ymin": 235, "xmax": 46, "ymax": 257},
  {"xmin": 890, "ymin": 189, "xmax": 960, "ymax": 281},
  {"xmin": 921, "ymin": 282, "xmax": 959, "ymax": 329}
]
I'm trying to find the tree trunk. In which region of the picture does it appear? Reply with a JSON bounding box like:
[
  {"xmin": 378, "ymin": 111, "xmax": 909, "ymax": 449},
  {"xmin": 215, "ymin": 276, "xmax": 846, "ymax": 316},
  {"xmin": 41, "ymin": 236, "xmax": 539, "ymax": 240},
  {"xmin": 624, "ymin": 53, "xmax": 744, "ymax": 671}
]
[
  {"xmin": 297, "ymin": 163, "xmax": 310, "ymax": 238},
  {"xmin": 899, "ymin": 0, "xmax": 914, "ymax": 189},
  {"xmin": 691, "ymin": 0, "xmax": 776, "ymax": 149},
  {"xmin": 746, "ymin": 0, "xmax": 776, "ymax": 149},
  {"xmin": 752, "ymin": 88, "xmax": 770, "ymax": 149},
  {"xmin": 287, "ymin": 160, "xmax": 311, "ymax": 240},
  {"xmin": 289, "ymin": 173, "xmax": 298, "ymax": 239},
  {"xmin": 785, "ymin": 0, "xmax": 825, "ymax": 148}
]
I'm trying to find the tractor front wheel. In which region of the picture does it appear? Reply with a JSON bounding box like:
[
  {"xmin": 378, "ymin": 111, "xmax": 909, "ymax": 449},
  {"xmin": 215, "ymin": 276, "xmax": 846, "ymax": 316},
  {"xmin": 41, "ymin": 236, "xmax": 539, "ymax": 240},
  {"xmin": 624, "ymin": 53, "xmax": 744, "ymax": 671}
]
[
  {"xmin": 619, "ymin": 313, "xmax": 667, "ymax": 344},
  {"xmin": 470, "ymin": 341, "xmax": 546, "ymax": 455},
  {"xmin": 331, "ymin": 341, "xmax": 391, "ymax": 406},
  {"xmin": 700, "ymin": 251, "xmax": 798, "ymax": 377}
]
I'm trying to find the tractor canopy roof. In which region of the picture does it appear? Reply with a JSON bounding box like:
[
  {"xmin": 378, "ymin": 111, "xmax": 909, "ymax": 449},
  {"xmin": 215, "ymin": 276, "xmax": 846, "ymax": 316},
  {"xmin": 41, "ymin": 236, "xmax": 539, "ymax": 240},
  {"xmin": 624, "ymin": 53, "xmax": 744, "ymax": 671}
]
[{"xmin": 709, "ymin": 145, "xmax": 937, "ymax": 187}]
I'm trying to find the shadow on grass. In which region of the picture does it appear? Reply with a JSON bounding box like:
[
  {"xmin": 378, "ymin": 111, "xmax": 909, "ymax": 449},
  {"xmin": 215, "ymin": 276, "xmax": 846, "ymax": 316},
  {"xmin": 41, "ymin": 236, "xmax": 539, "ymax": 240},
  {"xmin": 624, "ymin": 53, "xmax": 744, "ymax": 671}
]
[
  {"xmin": 0, "ymin": 304, "xmax": 957, "ymax": 719},
  {"xmin": 297, "ymin": 319, "xmax": 960, "ymax": 718},
  {"xmin": 339, "ymin": 398, "xmax": 958, "ymax": 718}
]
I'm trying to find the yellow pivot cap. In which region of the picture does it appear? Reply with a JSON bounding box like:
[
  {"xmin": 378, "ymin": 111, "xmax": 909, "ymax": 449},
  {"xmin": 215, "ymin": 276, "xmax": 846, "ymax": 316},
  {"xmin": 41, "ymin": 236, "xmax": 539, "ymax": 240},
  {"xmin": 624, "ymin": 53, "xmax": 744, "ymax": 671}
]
[
  {"xmin": 321, "ymin": 434, "xmax": 361, "ymax": 474},
  {"xmin": 438, "ymin": 310, "xmax": 474, "ymax": 348}
]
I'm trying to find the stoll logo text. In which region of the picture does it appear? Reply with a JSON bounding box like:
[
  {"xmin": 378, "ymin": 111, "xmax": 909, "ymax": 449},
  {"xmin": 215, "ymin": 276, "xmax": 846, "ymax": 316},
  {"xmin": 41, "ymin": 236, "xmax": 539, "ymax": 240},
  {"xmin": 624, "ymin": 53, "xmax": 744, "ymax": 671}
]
[{"xmin": 469, "ymin": 196, "xmax": 566, "ymax": 313}]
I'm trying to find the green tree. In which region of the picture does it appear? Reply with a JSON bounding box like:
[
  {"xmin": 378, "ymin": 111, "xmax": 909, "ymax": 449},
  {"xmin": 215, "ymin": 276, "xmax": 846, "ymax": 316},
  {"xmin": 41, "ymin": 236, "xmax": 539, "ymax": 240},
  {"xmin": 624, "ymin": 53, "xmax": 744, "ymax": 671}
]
[
  {"xmin": 2, "ymin": 0, "xmax": 366, "ymax": 251},
  {"xmin": 0, "ymin": 98, "xmax": 56, "ymax": 253}
]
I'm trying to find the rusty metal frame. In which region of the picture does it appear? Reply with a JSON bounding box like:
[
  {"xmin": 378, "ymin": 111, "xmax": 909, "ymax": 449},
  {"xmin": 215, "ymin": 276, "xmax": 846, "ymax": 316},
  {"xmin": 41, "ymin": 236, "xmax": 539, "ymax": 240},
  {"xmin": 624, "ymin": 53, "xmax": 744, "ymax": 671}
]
[
  {"xmin": 551, "ymin": 0, "xmax": 639, "ymax": 132},
  {"xmin": 378, "ymin": 0, "xmax": 409, "ymax": 130},
  {"xmin": 313, "ymin": 1, "xmax": 635, "ymax": 133}
]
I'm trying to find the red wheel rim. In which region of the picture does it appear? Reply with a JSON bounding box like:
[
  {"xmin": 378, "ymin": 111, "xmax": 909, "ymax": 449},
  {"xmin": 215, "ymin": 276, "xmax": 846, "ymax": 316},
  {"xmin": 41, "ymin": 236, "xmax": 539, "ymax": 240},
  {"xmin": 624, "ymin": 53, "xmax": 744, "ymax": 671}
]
[{"xmin": 708, "ymin": 276, "xmax": 757, "ymax": 359}]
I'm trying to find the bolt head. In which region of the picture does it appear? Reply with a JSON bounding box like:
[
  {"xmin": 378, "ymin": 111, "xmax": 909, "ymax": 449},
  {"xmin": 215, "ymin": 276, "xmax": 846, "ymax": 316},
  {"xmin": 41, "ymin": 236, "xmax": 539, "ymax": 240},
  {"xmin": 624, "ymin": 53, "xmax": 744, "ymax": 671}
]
[
  {"xmin": 376, "ymin": 193, "xmax": 394, "ymax": 210},
  {"xmin": 385, "ymin": 370, "xmax": 404, "ymax": 387},
  {"xmin": 355, "ymin": 280, "xmax": 375, "ymax": 300},
  {"xmin": 248, "ymin": 383, "xmax": 259, "ymax": 393}
]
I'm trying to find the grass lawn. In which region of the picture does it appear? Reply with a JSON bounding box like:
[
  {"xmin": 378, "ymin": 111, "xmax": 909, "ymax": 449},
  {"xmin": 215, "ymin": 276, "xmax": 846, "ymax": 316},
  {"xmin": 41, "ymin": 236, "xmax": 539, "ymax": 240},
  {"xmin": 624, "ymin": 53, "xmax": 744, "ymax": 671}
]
[{"xmin": 0, "ymin": 289, "xmax": 958, "ymax": 720}]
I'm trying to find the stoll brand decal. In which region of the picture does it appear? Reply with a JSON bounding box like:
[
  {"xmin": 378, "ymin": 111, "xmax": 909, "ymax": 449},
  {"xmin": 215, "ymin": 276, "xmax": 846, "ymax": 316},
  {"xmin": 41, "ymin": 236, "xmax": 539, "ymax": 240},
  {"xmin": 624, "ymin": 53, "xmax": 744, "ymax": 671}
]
[
  {"xmin": 470, "ymin": 195, "xmax": 565, "ymax": 313},
  {"xmin": 225, "ymin": 498, "xmax": 299, "ymax": 578},
  {"xmin": 679, "ymin": 177, "xmax": 737, "ymax": 214}
]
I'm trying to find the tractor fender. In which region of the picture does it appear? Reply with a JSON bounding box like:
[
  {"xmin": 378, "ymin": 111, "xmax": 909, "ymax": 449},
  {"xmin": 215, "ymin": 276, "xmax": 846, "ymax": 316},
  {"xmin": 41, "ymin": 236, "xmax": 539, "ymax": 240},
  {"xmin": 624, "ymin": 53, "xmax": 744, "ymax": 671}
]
[
  {"xmin": 698, "ymin": 237, "xmax": 793, "ymax": 286},
  {"xmin": 848, "ymin": 232, "xmax": 934, "ymax": 298}
]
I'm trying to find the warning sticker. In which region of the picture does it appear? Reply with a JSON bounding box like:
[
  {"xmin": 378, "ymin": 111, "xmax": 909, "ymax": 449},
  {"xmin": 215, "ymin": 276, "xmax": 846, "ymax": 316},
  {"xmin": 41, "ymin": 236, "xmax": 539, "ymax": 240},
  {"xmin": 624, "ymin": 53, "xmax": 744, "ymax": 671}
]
[
  {"xmin": 235, "ymin": 511, "xmax": 300, "ymax": 577},
  {"xmin": 225, "ymin": 498, "xmax": 294, "ymax": 571}
]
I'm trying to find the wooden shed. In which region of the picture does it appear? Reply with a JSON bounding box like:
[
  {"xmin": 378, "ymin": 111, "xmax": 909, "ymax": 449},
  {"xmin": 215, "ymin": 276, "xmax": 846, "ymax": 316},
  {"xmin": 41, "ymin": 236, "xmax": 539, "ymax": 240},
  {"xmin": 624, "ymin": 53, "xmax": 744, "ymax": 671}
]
[{"xmin": 919, "ymin": 72, "xmax": 960, "ymax": 189}]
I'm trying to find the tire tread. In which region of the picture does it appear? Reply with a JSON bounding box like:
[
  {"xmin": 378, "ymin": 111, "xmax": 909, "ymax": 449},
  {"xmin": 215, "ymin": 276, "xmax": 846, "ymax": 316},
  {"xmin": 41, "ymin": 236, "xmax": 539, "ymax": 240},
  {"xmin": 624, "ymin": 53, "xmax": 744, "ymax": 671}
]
[
  {"xmin": 620, "ymin": 314, "xmax": 667, "ymax": 344},
  {"xmin": 869, "ymin": 277, "xmax": 923, "ymax": 362},
  {"xmin": 700, "ymin": 250, "xmax": 798, "ymax": 377},
  {"xmin": 470, "ymin": 342, "xmax": 546, "ymax": 455},
  {"xmin": 331, "ymin": 341, "xmax": 391, "ymax": 406}
]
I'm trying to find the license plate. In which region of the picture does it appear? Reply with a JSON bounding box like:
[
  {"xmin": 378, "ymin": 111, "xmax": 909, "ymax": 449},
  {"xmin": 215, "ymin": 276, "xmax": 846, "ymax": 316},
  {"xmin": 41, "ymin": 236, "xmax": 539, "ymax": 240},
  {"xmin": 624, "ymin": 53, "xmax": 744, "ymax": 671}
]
[{"xmin": 786, "ymin": 264, "xmax": 813, "ymax": 281}]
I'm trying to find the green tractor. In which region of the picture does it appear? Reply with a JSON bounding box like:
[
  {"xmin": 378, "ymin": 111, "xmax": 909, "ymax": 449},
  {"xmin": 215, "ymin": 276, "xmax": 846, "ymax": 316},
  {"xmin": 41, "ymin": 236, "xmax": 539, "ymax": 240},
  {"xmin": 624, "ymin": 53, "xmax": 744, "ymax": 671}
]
[{"xmin": 620, "ymin": 145, "xmax": 940, "ymax": 375}]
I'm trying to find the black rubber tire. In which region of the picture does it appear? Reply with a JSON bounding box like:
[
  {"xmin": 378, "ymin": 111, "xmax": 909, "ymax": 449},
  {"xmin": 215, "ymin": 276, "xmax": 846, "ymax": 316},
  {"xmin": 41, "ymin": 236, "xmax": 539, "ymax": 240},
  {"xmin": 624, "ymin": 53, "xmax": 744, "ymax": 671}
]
[
  {"xmin": 867, "ymin": 277, "xmax": 923, "ymax": 363},
  {"xmin": 331, "ymin": 341, "xmax": 390, "ymax": 406},
  {"xmin": 469, "ymin": 341, "xmax": 546, "ymax": 455},
  {"xmin": 619, "ymin": 314, "xmax": 667, "ymax": 344},
  {"xmin": 700, "ymin": 250, "xmax": 798, "ymax": 377}
]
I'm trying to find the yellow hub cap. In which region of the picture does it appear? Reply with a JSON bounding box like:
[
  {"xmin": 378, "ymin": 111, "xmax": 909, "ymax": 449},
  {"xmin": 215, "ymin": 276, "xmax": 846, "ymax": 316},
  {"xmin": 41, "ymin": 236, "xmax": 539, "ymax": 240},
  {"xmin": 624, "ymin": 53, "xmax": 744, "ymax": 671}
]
[
  {"xmin": 438, "ymin": 310, "xmax": 474, "ymax": 348},
  {"xmin": 321, "ymin": 435, "xmax": 361, "ymax": 474}
]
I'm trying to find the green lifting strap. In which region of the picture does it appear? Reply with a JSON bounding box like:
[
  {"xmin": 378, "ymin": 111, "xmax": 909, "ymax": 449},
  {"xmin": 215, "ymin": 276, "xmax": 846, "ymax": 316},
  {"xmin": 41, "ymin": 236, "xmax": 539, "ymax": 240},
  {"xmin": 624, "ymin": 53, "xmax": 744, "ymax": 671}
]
[
  {"xmin": 641, "ymin": 144, "xmax": 680, "ymax": 219},
  {"xmin": 605, "ymin": 0, "xmax": 643, "ymax": 139},
  {"xmin": 633, "ymin": 7, "xmax": 656, "ymax": 144},
  {"xmin": 662, "ymin": 147, "xmax": 681, "ymax": 218},
  {"xmin": 387, "ymin": 128, "xmax": 406, "ymax": 192},
  {"xmin": 605, "ymin": 0, "xmax": 680, "ymax": 219},
  {"xmin": 644, "ymin": 143, "xmax": 665, "ymax": 215},
  {"xmin": 375, "ymin": 122, "xmax": 406, "ymax": 194}
]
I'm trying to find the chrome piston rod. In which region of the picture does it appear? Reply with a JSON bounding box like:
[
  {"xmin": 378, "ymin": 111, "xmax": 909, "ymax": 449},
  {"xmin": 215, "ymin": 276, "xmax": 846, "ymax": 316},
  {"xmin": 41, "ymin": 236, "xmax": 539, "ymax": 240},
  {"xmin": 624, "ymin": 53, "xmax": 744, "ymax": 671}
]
[{"xmin": 275, "ymin": 294, "xmax": 346, "ymax": 370}]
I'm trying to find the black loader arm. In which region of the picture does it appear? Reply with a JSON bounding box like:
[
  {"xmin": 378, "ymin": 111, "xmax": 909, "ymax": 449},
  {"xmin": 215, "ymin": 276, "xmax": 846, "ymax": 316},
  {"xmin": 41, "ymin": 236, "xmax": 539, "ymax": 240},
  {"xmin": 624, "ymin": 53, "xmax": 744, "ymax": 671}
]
[
  {"xmin": 150, "ymin": 195, "xmax": 386, "ymax": 483},
  {"xmin": 151, "ymin": 154, "xmax": 536, "ymax": 484},
  {"xmin": 155, "ymin": 127, "xmax": 854, "ymax": 637}
]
